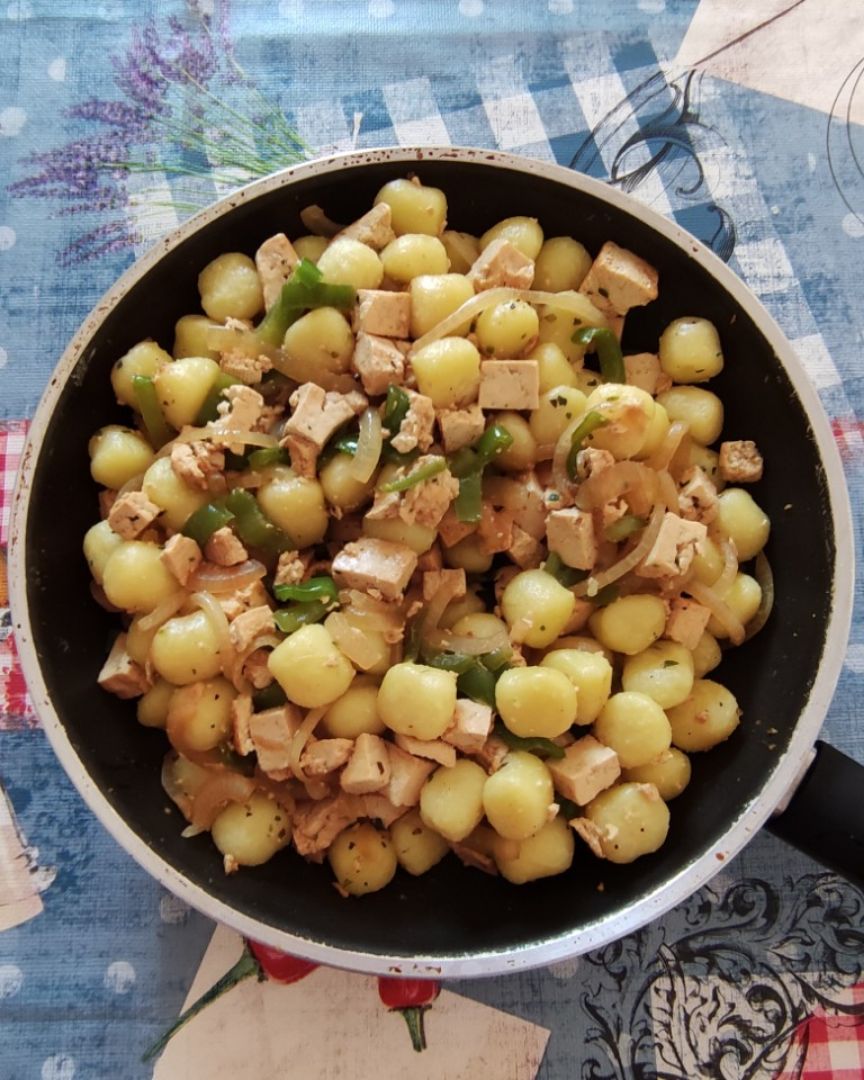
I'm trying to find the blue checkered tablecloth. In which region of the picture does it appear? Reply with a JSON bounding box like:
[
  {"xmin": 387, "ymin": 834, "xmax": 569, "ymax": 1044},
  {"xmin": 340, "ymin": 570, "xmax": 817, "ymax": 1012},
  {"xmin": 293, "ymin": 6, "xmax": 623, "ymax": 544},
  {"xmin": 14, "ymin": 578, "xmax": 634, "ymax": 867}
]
[{"xmin": 1, "ymin": 2, "xmax": 863, "ymax": 1078}]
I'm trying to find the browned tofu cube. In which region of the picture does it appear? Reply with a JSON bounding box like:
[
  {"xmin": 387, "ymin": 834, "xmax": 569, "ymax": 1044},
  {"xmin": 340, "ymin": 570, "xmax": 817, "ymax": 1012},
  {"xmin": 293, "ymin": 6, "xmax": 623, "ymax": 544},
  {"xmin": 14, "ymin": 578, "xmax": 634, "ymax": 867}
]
[
  {"xmin": 331, "ymin": 537, "xmax": 418, "ymax": 601},
  {"xmin": 353, "ymin": 289, "xmax": 411, "ymax": 338},
  {"xmin": 548, "ymin": 735, "xmax": 621, "ymax": 806},
  {"xmin": 478, "ymin": 360, "xmax": 540, "ymax": 410}
]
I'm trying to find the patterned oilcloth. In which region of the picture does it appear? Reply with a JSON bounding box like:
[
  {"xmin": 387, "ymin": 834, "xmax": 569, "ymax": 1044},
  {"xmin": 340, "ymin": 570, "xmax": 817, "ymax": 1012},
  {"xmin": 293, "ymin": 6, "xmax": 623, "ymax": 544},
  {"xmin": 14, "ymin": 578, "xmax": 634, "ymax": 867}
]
[{"xmin": 1, "ymin": 2, "xmax": 863, "ymax": 1078}]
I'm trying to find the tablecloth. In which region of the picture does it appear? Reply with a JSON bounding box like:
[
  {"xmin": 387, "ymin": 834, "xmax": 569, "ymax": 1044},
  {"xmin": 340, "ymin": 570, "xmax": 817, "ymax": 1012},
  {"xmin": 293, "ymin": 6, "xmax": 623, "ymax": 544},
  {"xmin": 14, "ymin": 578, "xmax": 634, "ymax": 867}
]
[{"xmin": 1, "ymin": 2, "xmax": 863, "ymax": 1077}]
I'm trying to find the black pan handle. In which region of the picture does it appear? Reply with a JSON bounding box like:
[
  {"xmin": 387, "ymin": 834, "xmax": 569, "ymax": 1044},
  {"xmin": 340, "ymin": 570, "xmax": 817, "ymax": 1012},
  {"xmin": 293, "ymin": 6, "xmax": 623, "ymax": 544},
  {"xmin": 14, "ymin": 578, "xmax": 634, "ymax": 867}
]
[{"xmin": 768, "ymin": 741, "xmax": 864, "ymax": 888}]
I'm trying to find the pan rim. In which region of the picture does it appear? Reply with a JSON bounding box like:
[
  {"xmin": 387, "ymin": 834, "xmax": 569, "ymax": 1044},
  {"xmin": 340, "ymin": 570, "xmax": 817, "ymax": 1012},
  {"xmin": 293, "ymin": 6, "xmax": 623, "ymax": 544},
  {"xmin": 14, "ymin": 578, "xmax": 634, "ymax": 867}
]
[{"xmin": 9, "ymin": 145, "xmax": 855, "ymax": 977}]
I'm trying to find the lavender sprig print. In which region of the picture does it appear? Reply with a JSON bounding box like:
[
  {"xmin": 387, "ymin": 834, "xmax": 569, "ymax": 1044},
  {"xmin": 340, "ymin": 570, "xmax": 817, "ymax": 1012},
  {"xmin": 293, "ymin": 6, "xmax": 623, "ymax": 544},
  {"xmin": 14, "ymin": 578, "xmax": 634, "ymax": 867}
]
[{"xmin": 8, "ymin": 1, "xmax": 308, "ymax": 266}]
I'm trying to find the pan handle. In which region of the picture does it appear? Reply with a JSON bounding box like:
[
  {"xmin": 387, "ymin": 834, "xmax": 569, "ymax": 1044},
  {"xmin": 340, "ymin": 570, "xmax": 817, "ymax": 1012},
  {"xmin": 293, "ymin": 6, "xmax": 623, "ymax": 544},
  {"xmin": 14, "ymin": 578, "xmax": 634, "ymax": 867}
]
[{"xmin": 767, "ymin": 741, "xmax": 864, "ymax": 888}]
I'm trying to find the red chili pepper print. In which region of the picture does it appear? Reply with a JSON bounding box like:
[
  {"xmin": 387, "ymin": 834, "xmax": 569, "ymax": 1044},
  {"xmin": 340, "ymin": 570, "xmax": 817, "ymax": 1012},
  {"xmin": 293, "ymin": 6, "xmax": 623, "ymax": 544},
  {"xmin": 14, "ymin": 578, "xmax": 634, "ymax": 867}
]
[
  {"xmin": 377, "ymin": 976, "xmax": 441, "ymax": 1052},
  {"xmin": 142, "ymin": 940, "xmax": 318, "ymax": 1062}
]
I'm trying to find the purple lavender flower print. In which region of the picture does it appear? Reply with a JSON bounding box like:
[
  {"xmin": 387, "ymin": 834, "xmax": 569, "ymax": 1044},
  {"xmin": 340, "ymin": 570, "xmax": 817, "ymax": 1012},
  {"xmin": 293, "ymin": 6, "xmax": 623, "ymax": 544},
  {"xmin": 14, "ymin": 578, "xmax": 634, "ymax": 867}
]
[{"xmin": 8, "ymin": 0, "xmax": 307, "ymax": 266}]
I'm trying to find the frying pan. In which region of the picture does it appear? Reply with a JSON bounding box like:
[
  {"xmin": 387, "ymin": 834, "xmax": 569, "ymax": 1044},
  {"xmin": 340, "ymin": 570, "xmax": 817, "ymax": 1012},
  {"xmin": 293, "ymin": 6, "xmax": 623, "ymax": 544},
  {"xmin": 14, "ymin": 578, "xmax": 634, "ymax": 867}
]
[{"xmin": 9, "ymin": 147, "xmax": 861, "ymax": 977}]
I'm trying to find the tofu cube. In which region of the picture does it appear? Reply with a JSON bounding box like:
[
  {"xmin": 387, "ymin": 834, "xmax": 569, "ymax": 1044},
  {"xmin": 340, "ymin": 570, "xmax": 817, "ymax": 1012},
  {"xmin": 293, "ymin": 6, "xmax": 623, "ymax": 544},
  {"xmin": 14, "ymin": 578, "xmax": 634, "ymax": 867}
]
[
  {"xmin": 255, "ymin": 233, "xmax": 299, "ymax": 310},
  {"xmin": 331, "ymin": 537, "xmax": 418, "ymax": 600},
  {"xmin": 97, "ymin": 633, "xmax": 150, "ymax": 699},
  {"xmin": 665, "ymin": 598, "xmax": 711, "ymax": 650},
  {"xmin": 719, "ymin": 440, "xmax": 764, "ymax": 483},
  {"xmin": 353, "ymin": 289, "xmax": 411, "ymax": 338},
  {"xmin": 340, "ymin": 733, "xmax": 391, "ymax": 794},
  {"xmin": 548, "ymin": 734, "xmax": 621, "ymax": 806},
  {"xmin": 636, "ymin": 512, "xmax": 707, "ymax": 579},
  {"xmin": 437, "ymin": 404, "xmax": 485, "ymax": 453},
  {"xmin": 422, "ymin": 567, "xmax": 466, "ymax": 603},
  {"xmin": 623, "ymin": 352, "xmax": 663, "ymax": 395},
  {"xmin": 443, "ymin": 699, "xmax": 493, "ymax": 754},
  {"xmin": 386, "ymin": 744, "xmax": 436, "ymax": 806},
  {"xmin": 578, "ymin": 241, "xmax": 659, "ymax": 316},
  {"xmin": 336, "ymin": 203, "xmax": 395, "ymax": 250},
  {"xmin": 478, "ymin": 360, "xmax": 540, "ymax": 410},
  {"xmin": 546, "ymin": 507, "xmax": 597, "ymax": 570},
  {"xmin": 468, "ymin": 238, "xmax": 535, "ymax": 292},
  {"xmin": 352, "ymin": 332, "xmax": 406, "ymax": 396},
  {"xmin": 394, "ymin": 734, "xmax": 457, "ymax": 768}
]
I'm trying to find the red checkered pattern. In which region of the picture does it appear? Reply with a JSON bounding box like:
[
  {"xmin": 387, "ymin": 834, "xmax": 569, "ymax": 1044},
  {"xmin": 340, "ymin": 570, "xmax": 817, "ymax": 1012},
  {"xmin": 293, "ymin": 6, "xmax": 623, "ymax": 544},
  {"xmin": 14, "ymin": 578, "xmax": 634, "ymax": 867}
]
[
  {"xmin": 0, "ymin": 419, "xmax": 36, "ymax": 729},
  {"xmin": 0, "ymin": 419, "xmax": 28, "ymax": 547},
  {"xmin": 774, "ymin": 985, "xmax": 864, "ymax": 1079}
]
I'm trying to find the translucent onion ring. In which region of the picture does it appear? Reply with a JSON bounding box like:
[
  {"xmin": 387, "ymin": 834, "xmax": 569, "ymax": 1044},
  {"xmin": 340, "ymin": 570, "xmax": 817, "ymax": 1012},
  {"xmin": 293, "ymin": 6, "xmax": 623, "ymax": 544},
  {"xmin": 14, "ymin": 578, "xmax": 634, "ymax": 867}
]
[
  {"xmin": 190, "ymin": 771, "xmax": 258, "ymax": 829},
  {"xmin": 409, "ymin": 287, "xmax": 609, "ymax": 356},
  {"xmin": 349, "ymin": 407, "xmax": 383, "ymax": 482},
  {"xmin": 187, "ymin": 558, "xmax": 266, "ymax": 595}
]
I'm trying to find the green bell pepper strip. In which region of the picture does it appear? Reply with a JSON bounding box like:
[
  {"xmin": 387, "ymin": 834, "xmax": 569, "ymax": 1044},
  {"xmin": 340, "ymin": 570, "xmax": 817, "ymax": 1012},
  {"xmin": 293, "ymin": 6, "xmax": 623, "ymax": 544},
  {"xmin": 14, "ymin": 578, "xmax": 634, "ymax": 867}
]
[
  {"xmin": 181, "ymin": 501, "xmax": 235, "ymax": 548},
  {"xmin": 132, "ymin": 375, "xmax": 174, "ymax": 449},
  {"xmin": 494, "ymin": 722, "xmax": 566, "ymax": 760},
  {"xmin": 473, "ymin": 423, "xmax": 514, "ymax": 468},
  {"xmin": 422, "ymin": 650, "xmax": 476, "ymax": 676},
  {"xmin": 453, "ymin": 470, "xmax": 483, "ymax": 524},
  {"xmin": 252, "ymin": 682, "xmax": 287, "ymax": 711},
  {"xmin": 542, "ymin": 552, "xmax": 589, "ymax": 589},
  {"xmin": 592, "ymin": 583, "xmax": 619, "ymax": 607},
  {"xmin": 447, "ymin": 446, "xmax": 478, "ymax": 480},
  {"xmin": 604, "ymin": 514, "xmax": 646, "ymax": 543},
  {"xmin": 565, "ymin": 410, "xmax": 610, "ymax": 480},
  {"xmin": 247, "ymin": 446, "xmax": 291, "ymax": 471},
  {"xmin": 195, "ymin": 372, "xmax": 242, "ymax": 426},
  {"xmin": 293, "ymin": 257, "xmax": 322, "ymax": 288},
  {"xmin": 456, "ymin": 664, "xmax": 498, "ymax": 709},
  {"xmin": 273, "ymin": 575, "xmax": 339, "ymax": 605},
  {"xmin": 273, "ymin": 599, "xmax": 332, "ymax": 634},
  {"xmin": 572, "ymin": 326, "xmax": 626, "ymax": 384},
  {"xmin": 224, "ymin": 489, "xmax": 294, "ymax": 555},
  {"xmin": 379, "ymin": 455, "xmax": 447, "ymax": 493},
  {"xmin": 480, "ymin": 645, "xmax": 512, "ymax": 673},
  {"xmin": 378, "ymin": 386, "xmax": 420, "ymax": 466},
  {"xmin": 450, "ymin": 424, "xmax": 514, "ymax": 523},
  {"xmin": 256, "ymin": 259, "xmax": 356, "ymax": 346},
  {"xmin": 382, "ymin": 385, "xmax": 411, "ymax": 437}
]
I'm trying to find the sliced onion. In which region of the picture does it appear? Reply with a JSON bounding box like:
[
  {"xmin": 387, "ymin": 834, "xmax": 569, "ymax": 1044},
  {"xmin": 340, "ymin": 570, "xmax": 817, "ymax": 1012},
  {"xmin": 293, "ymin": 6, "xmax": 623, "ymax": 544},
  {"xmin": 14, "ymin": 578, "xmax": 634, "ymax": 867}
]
[
  {"xmin": 423, "ymin": 625, "xmax": 510, "ymax": 656},
  {"xmin": 192, "ymin": 590, "xmax": 236, "ymax": 679},
  {"xmin": 188, "ymin": 558, "xmax": 266, "ymax": 594},
  {"xmin": 300, "ymin": 204, "xmax": 342, "ymax": 237},
  {"xmin": 290, "ymin": 707, "xmax": 326, "ymax": 782},
  {"xmin": 576, "ymin": 460, "xmax": 659, "ymax": 517},
  {"xmin": 191, "ymin": 771, "xmax": 257, "ymax": 829},
  {"xmin": 685, "ymin": 578, "xmax": 746, "ymax": 646},
  {"xmin": 647, "ymin": 420, "xmax": 689, "ymax": 472},
  {"xmin": 326, "ymin": 611, "xmax": 384, "ymax": 669},
  {"xmin": 573, "ymin": 503, "xmax": 665, "ymax": 597},
  {"xmin": 744, "ymin": 552, "xmax": 775, "ymax": 642},
  {"xmin": 550, "ymin": 413, "xmax": 590, "ymax": 500},
  {"xmin": 421, "ymin": 572, "xmax": 466, "ymax": 635},
  {"xmin": 409, "ymin": 287, "xmax": 608, "ymax": 356},
  {"xmin": 714, "ymin": 535, "xmax": 739, "ymax": 595},
  {"xmin": 118, "ymin": 472, "xmax": 145, "ymax": 496},
  {"xmin": 349, "ymin": 407, "xmax": 382, "ymax": 482},
  {"xmin": 138, "ymin": 591, "xmax": 187, "ymax": 632},
  {"xmin": 657, "ymin": 469, "xmax": 679, "ymax": 512}
]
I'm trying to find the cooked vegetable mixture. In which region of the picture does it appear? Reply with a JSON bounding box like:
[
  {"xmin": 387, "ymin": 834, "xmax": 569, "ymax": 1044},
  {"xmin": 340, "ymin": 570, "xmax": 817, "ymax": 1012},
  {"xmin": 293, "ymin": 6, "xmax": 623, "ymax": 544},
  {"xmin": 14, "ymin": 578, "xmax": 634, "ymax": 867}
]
[{"xmin": 85, "ymin": 177, "xmax": 772, "ymax": 894}]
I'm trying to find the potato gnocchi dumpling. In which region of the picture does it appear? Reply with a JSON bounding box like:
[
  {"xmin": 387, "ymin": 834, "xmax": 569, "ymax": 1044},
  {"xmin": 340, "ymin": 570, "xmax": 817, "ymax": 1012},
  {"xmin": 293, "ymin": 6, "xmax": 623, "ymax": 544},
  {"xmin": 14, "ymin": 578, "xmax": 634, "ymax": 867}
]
[{"xmin": 88, "ymin": 177, "xmax": 770, "ymax": 894}]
